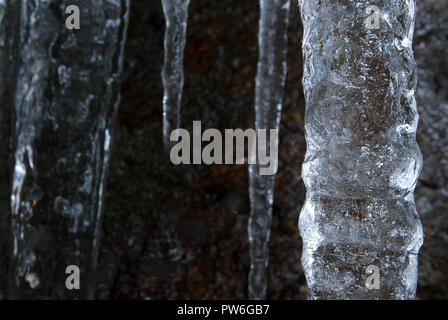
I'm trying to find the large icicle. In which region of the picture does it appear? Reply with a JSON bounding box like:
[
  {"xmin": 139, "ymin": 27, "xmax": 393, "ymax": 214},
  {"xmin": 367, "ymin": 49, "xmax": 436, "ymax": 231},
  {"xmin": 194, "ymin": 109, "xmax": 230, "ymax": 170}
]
[
  {"xmin": 9, "ymin": 0, "xmax": 130, "ymax": 299},
  {"xmin": 248, "ymin": 0, "xmax": 290, "ymax": 300},
  {"xmin": 299, "ymin": 0, "xmax": 423, "ymax": 299},
  {"xmin": 161, "ymin": 0, "xmax": 190, "ymax": 147}
]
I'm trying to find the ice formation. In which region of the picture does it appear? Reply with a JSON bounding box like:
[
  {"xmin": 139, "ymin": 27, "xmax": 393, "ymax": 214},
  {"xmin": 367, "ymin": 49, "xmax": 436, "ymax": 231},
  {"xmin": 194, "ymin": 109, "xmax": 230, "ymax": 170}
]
[
  {"xmin": 7, "ymin": 0, "xmax": 130, "ymax": 299},
  {"xmin": 161, "ymin": 0, "xmax": 190, "ymax": 147},
  {"xmin": 299, "ymin": 0, "xmax": 423, "ymax": 299},
  {"xmin": 248, "ymin": 0, "xmax": 290, "ymax": 300}
]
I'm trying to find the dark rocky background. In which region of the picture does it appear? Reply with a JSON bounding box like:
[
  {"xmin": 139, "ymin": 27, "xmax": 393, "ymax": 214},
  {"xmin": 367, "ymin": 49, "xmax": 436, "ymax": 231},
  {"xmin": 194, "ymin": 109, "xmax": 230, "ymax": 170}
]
[{"xmin": 97, "ymin": 0, "xmax": 448, "ymax": 299}]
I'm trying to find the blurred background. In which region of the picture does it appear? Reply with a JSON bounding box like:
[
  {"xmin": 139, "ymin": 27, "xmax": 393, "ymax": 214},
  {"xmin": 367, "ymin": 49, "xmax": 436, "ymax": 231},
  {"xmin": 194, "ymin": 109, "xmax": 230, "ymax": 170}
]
[{"xmin": 93, "ymin": 0, "xmax": 448, "ymax": 299}]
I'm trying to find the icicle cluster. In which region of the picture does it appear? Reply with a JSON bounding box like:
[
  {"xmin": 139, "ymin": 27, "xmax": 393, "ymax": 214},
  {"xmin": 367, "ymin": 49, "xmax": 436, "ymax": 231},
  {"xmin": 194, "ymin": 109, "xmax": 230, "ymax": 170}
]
[
  {"xmin": 6, "ymin": 0, "xmax": 130, "ymax": 299},
  {"xmin": 299, "ymin": 0, "xmax": 423, "ymax": 299},
  {"xmin": 248, "ymin": 0, "xmax": 290, "ymax": 300}
]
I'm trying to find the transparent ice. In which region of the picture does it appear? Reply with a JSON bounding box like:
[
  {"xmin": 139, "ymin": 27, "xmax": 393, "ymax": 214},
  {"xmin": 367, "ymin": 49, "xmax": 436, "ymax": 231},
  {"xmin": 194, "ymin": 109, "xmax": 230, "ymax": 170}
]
[
  {"xmin": 248, "ymin": 0, "xmax": 290, "ymax": 300},
  {"xmin": 161, "ymin": 0, "xmax": 190, "ymax": 147},
  {"xmin": 6, "ymin": 0, "xmax": 130, "ymax": 299},
  {"xmin": 299, "ymin": 0, "xmax": 423, "ymax": 299}
]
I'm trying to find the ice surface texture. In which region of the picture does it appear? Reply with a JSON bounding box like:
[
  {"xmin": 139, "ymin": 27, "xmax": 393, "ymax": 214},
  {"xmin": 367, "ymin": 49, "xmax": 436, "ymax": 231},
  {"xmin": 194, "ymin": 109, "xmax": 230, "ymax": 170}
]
[
  {"xmin": 248, "ymin": 0, "xmax": 290, "ymax": 300},
  {"xmin": 299, "ymin": 0, "xmax": 423, "ymax": 299},
  {"xmin": 7, "ymin": 0, "xmax": 130, "ymax": 299},
  {"xmin": 161, "ymin": 0, "xmax": 190, "ymax": 147}
]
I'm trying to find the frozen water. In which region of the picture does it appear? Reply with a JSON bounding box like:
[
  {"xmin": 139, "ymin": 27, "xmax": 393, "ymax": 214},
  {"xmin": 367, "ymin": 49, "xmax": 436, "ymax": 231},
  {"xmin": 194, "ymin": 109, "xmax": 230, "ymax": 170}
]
[
  {"xmin": 8, "ymin": 0, "xmax": 130, "ymax": 299},
  {"xmin": 299, "ymin": 0, "xmax": 423, "ymax": 299},
  {"xmin": 248, "ymin": 0, "xmax": 290, "ymax": 300},
  {"xmin": 161, "ymin": 0, "xmax": 190, "ymax": 147}
]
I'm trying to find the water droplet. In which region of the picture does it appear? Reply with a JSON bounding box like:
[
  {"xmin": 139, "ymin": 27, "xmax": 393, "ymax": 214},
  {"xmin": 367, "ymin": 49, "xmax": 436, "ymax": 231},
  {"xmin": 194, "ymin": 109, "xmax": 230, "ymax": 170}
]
[
  {"xmin": 25, "ymin": 273, "xmax": 40, "ymax": 289},
  {"xmin": 53, "ymin": 196, "xmax": 70, "ymax": 215},
  {"xmin": 30, "ymin": 187, "xmax": 43, "ymax": 201}
]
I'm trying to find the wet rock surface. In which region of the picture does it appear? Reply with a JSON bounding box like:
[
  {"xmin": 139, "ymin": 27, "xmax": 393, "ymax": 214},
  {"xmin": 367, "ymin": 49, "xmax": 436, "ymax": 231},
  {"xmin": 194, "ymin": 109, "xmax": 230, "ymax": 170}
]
[{"xmin": 414, "ymin": 0, "xmax": 448, "ymax": 300}]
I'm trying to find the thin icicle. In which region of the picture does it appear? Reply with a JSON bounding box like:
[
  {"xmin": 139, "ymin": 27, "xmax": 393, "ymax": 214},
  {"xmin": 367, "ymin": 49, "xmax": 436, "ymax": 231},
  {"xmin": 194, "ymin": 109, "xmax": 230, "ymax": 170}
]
[
  {"xmin": 9, "ymin": 0, "xmax": 130, "ymax": 299},
  {"xmin": 248, "ymin": 0, "xmax": 290, "ymax": 300},
  {"xmin": 161, "ymin": 0, "xmax": 190, "ymax": 147},
  {"xmin": 299, "ymin": 0, "xmax": 423, "ymax": 299}
]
